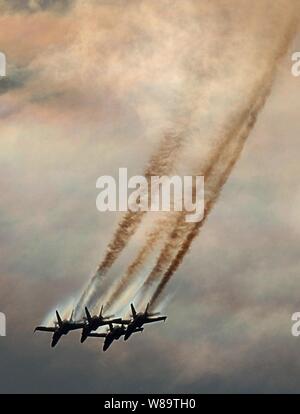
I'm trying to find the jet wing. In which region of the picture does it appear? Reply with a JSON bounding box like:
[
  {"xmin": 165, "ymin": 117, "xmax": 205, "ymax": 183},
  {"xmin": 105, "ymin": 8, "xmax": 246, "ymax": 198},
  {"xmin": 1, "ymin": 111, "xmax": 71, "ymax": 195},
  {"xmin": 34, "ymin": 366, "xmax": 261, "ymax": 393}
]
[
  {"xmin": 88, "ymin": 333, "xmax": 107, "ymax": 338},
  {"xmin": 100, "ymin": 318, "xmax": 123, "ymax": 326},
  {"xmin": 70, "ymin": 322, "xmax": 86, "ymax": 329},
  {"xmin": 120, "ymin": 319, "xmax": 131, "ymax": 325},
  {"xmin": 109, "ymin": 318, "xmax": 123, "ymax": 324},
  {"xmin": 145, "ymin": 316, "xmax": 167, "ymax": 323},
  {"xmin": 35, "ymin": 326, "xmax": 56, "ymax": 332}
]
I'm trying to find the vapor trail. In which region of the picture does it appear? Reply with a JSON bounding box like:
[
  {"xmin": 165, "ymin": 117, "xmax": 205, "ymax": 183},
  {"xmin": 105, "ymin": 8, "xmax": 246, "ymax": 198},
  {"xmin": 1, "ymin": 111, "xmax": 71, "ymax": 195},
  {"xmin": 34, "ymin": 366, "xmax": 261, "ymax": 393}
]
[
  {"xmin": 140, "ymin": 89, "xmax": 264, "ymax": 294},
  {"xmin": 104, "ymin": 90, "xmax": 263, "ymax": 311},
  {"xmin": 148, "ymin": 18, "xmax": 299, "ymax": 307},
  {"xmin": 75, "ymin": 3, "xmax": 299, "ymax": 317},
  {"xmin": 149, "ymin": 96, "xmax": 263, "ymax": 307},
  {"xmin": 104, "ymin": 213, "xmax": 176, "ymax": 310},
  {"xmin": 75, "ymin": 130, "xmax": 183, "ymax": 313},
  {"xmin": 104, "ymin": 10, "xmax": 300, "ymax": 312}
]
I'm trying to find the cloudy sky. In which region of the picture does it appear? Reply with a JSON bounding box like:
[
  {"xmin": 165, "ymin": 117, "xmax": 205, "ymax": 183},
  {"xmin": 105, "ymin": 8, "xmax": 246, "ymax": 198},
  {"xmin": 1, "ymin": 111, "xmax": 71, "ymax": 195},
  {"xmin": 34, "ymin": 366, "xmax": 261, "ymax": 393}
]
[{"xmin": 0, "ymin": 0, "xmax": 300, "ymax": 393}]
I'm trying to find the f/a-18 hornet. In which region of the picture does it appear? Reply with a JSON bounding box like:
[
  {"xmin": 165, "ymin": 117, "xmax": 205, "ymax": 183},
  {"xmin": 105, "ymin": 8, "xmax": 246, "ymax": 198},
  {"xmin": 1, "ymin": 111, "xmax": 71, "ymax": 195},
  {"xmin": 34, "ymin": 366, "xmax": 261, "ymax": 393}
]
[
  {"xmin": 34, "ymin": 310, "xmax": 85, "ymax": 347},
  {"xmin": 80, "ymin": 305, "xmax": 122, "ymax": 343},
  {"xmin": 88, "ymin": 323, "xmax": 143, "ymax": 351},
  {"xmin": 124, "ymin": 303, "xmax": 167, "ymax": 341}
]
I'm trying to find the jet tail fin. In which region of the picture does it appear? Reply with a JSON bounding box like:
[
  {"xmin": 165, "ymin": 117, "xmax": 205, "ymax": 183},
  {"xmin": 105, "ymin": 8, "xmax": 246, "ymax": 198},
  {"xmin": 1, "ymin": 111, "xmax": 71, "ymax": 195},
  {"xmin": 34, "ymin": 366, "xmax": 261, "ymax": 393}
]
[
  {"xmin": 145, "ymin": 302, "xmax": 150, "ymax": 315},
  {"xmin": 70, "ymin": 309, "xmax": 74, "ymax": 321},
  {"xmin": 85, "ymin": 307, "xmax": 92, "ymax": 323},
  {"xmin": 99, "ymin": 305, "xmax": 103, "ymax": 318},
  {"xmin": 130, "ymin": 303, "xmax": 137, "ymax": 318},
  {"xmin": 56, "ymin": 311, "xmax": 63, "ymax": 327}
]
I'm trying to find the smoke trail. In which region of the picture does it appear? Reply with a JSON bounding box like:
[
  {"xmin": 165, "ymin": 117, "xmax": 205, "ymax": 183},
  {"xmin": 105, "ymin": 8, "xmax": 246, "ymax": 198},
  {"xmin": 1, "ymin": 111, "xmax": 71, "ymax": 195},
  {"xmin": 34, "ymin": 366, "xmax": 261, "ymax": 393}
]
[
  {"xmin": 99, "ymin": 130, "xmax": 183, "ymax": 273},
  {"xmin": 149, "ymin": 97, "xmax": 263, "ymax": 307},
  {"xmin": 76, "ymin": 2, "xmax": 299, "ymax": 316},
  {"xmin": 103, "ymin": 213, "xmax": 176, "ymax": 310},
  {"xmin": 140, "ymin": 92, "xmax": 263, "ymax": 293},
  {"xmin": 148, "ymin": 17, "xmax": 299, "ymax": 307},
  {"xmin": 75, "ymin": 130, "xmax": 183, "ymax": 313},
  {"xmin": 104, "ymin": 8, "xmax": 300, "ymax": 311},
  {"xmin": 104, "ymin": 90, "xmax": 261, "ymax": 311}
]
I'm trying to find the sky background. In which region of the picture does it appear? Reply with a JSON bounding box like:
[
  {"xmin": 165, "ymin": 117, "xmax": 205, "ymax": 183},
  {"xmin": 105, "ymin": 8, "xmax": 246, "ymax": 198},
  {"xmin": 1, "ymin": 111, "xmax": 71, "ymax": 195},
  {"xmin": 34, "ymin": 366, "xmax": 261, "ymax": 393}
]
[{"xmin": 0, "ymin": 0, "xmax": 300, "ymax": 393}]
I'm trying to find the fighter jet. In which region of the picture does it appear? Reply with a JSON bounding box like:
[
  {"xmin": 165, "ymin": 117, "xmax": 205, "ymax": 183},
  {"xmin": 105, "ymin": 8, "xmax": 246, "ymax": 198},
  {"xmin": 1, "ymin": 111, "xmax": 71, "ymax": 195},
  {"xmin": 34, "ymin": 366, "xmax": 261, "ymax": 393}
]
[
  {"xmin": 123, "ymin": 303, "xmax": 167, "ymax": 341},
  {"xmin": 88, "ymin": 323, "xmax": 143, "ymax": 351},
  {"xmin": 80, "ymin": 305, "xmax": 122, "ymax": 343},
  {"xmin": 34, "ymin": 310, "xmax": 85, "ymax": 347}
]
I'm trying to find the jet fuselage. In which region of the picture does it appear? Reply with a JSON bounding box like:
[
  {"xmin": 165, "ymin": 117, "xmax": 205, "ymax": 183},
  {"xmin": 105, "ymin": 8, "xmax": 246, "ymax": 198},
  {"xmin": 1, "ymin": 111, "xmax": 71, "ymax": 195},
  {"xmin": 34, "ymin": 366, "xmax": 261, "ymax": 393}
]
[{"xmin": 103, "ymin": 326, "xmax": 126, "ymax": 351}]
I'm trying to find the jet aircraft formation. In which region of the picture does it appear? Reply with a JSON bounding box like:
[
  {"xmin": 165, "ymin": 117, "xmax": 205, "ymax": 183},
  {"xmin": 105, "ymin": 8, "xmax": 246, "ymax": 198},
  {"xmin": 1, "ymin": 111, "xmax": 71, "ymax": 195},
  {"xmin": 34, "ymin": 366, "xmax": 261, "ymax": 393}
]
[{"xmin": 34, "ymin": 303, "xmax": 167, "ymax": 351}]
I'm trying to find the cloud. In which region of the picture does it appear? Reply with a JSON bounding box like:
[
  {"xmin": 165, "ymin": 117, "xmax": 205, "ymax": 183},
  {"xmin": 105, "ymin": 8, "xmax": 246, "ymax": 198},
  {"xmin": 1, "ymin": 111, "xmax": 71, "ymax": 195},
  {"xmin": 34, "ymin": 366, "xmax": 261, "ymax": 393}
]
[
  {"xmin": 0, "ymin": 64, "xmax": 32, "ymax": 95},
  {"xmin": 0, "ymin": 0, "xmax": 299, "ymax": 394},
  {"xmin": 0, "ymin": 0, "xmax": 75, "ymax": 15}
]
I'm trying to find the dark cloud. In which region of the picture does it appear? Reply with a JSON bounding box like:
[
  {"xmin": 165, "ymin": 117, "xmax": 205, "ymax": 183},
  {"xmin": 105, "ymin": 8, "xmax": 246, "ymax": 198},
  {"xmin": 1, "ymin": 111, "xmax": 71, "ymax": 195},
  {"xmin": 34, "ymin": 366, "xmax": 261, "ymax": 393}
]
[
  {"xmin": 0, "ymin": 65, "xmax": 32, "ymax": 95},
  {"xmin": 30, "ymin": 90, "xmax": 65, "ymax": 104},
  {"xmin": 0, "ymin": 0, "xmax": 75, "ymax": 14},
  {"xmin": 1, "ymin": 273, "xmax": 300, "ymax": 394}
]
